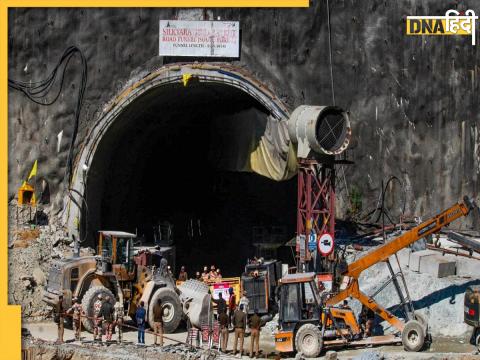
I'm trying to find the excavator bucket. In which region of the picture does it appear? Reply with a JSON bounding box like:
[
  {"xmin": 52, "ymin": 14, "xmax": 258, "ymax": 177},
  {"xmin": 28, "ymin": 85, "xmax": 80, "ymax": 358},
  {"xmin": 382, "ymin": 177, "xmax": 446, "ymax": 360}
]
[{"xmin": 177, "ymin": 279, "xmax": 212, "ymax": 329}]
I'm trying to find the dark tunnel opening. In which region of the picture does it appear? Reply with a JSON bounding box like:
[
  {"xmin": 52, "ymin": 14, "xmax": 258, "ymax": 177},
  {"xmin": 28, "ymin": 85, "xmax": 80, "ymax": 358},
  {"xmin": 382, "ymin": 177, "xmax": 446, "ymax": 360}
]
[{"xmin": 83, "ymin": 82, "xmax": 297, "ymax": 277}]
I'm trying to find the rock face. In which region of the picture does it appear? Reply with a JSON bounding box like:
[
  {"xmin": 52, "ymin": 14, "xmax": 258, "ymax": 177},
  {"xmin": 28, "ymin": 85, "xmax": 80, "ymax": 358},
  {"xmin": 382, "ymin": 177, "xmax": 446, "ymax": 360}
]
[{"xmin": 7, "ymin": 5, "xmax": 480, "ymax": 231}]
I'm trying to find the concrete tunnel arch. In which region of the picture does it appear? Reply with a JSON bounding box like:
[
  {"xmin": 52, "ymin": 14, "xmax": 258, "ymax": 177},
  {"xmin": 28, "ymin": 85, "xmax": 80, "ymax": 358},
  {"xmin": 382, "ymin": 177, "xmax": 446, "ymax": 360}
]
[{"xmin": 64, "ymin": 63, "xmax": 298, "ymax": 272}]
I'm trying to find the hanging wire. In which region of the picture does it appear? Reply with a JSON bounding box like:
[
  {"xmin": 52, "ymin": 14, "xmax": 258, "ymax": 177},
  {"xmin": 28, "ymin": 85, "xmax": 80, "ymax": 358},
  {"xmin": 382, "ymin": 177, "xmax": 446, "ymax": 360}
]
[
  {"xmin": 9, "ymin": 46, "xmax": 88, "ymax": 185},
  {"xmin": 9, "ymin": 46, "xmax": 89, "ymax": 243},
  {"xmin": 326, "ymin": 0, "xmax": 336, "ymax": 105}
]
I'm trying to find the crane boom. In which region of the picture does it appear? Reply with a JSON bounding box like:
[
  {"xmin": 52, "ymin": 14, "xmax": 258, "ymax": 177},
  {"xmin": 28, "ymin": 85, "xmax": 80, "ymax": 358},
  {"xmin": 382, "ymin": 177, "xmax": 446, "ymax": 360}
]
[
  {"xmin": 346, "ymin": 197, "xmax": 473, "ymax": 278},
  {"xmin": 325, "ymin": 196, "xmax": 475, "ymax": 332}
]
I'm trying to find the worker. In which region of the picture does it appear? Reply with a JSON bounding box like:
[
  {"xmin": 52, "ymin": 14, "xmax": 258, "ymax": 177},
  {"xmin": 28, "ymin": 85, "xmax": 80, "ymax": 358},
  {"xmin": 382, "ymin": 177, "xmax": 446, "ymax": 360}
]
[
  {"xmin": 114, "ymin": 301, "xmax": 124, "ymax": 343},
  {"xmin": 212, "ymin": 292, "xmax": 227, "ymax": 316},
  {"xmin": 178, "ymin": 266, "xmax": 188, "ymax": 282},
  {"xmin": 195, "ymin": 271, "xmax": 202, "ymax": 281},
  {"xmin": 232, "ymin": 304, "xmax": 247, "ymax": 356},
  {"xmin": 99, "ymin": 295, "xmax": 114, "ymax": 342},
  {"xmin": 93, "ymin": 294, "xmax": 103, "ymax": 342},
  {"xmin": 216, "ymin": 268, "xmax": 223, "ymax": 280},
  {"xmin": 135, "ymin": 301, "xmax": 146, "ymax": 345},
  {"xmin": 228, "ymin": 287, "xmax": 237, "ymax": 329},
  {"xmin": 239, "ymin": 291, "xmax": 249, "ymax": 315},
  {"xmin": 359, "ymin": 305, "xmax": 375, "ymax": 338},
  {"xmin": 249, "ymin": 310, "xmax": 262, "ymax": 358},
  {"xmin": 201, "ymin": 266, "xmax": 209, "ymax": 282},
  {"xmin": 152, "ymin": 298, "xmax": 164, "ymax": 346},
  {"xmin": 365, "ymin": 307, "xmax": 375, "ymax": 337},
  {"xmin": 209, "ymin": 265, "xmax": 217, "ymax": 280},
  {"xmin": 219, "ymin": 307, "xmax": 229, "ymax": 353},
  {"xmin": 55, "ymin": 294, "xmax": 65, "ymax": 344},
  {"xmin": 66, "ymin": 297, "xmax": 84, "ymax": 341}
]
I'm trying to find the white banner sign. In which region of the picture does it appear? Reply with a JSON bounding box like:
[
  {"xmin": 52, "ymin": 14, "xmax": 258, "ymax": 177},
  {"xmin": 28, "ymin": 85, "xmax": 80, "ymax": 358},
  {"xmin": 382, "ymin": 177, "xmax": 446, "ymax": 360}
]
[{"xmin": 159, "ymin": 20, "xmax": 240, "ymax": 58}]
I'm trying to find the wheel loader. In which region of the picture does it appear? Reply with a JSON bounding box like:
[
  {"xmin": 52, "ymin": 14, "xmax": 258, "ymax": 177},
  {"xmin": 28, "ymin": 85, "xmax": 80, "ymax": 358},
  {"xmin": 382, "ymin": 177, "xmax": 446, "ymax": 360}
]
[{"xmin": 43, "ymin": 230, "xmax": 210, "ymax": 333}]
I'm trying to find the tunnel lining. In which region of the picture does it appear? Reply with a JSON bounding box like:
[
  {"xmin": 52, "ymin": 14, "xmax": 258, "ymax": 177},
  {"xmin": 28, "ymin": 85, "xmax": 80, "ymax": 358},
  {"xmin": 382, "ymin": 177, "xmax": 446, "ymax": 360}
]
[{"xmin": 64, "ymin": 63, "xmax": 291, "ymax": 241}]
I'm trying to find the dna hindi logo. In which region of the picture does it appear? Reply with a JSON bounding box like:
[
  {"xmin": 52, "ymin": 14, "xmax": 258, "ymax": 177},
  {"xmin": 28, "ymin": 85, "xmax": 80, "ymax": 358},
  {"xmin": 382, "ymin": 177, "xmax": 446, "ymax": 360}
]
[{"xmin": 406, "ymin": 9, "xmax": 478, "ymax": 45}]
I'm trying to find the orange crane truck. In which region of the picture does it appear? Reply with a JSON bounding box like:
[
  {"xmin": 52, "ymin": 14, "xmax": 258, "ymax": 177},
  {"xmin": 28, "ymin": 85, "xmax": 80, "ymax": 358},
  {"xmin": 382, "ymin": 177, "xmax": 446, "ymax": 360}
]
[{"xmin": 275, "ymin": 196, "xmax": 477, "ymax": 357}]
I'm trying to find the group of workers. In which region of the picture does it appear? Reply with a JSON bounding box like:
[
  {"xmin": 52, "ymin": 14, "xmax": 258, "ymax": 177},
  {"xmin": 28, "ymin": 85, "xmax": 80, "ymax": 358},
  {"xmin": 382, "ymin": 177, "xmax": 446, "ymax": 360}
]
[
  {"xmin": 213, "ymin": 288, "xmax": 264, "ymax": 358},
  {"xmin": 177, "ymin": 264, "xmax": 223, "ymax": 282},
  {"xmin": 55, "ymin": 293, "xmax": 164, "ymax": 347}
]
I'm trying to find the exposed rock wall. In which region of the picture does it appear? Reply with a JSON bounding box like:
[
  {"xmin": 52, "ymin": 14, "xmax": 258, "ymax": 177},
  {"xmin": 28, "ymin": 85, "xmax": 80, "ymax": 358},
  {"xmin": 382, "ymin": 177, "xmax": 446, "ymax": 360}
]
[{"xmin": 8, "ymin": 3, "xmax": 480, "ymax": 226}]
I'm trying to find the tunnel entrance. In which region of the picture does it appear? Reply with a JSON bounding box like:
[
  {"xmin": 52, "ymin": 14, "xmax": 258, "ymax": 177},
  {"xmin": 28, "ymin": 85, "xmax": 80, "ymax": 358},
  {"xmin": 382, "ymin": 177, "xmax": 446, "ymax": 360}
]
[{"xmin": 75, "ymin": 65, "xmax": 297, "ymax": 277}]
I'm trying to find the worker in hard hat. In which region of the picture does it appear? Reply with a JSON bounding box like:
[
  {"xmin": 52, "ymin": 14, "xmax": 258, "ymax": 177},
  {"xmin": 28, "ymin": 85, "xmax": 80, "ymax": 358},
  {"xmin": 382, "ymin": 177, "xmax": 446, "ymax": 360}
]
[
  {"xmin": 209, "ymin": 265, "xmax": 217, "ymax": 280},
  {"xmin": 178, "ymin": 266, "xmax": 188, "ymax": 282},
  {"xmin": 114, "ymin": 301, "xmax": 124, "ymax": 343},
  {"xmin": 201, "ymin": 266, "xmax": 209, "ymax": 282},
  {"xmin": 93, "ymin": 294, "xmax": 103, "ymax": 342},
  {"xmin": 66, "ymin": 297, "xmax": 84, "ymax": 341}
]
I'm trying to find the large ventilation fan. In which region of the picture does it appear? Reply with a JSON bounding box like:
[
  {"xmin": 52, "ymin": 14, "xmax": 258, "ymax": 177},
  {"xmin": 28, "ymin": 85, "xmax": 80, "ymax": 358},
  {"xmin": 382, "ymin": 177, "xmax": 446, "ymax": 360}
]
[{"xmin": 287, "ymin": 105, "xmax": 351, "ymax": 159}]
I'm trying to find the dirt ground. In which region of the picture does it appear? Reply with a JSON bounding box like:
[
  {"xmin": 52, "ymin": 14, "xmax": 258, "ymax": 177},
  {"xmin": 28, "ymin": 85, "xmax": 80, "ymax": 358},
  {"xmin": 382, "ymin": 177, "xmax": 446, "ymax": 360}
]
[{"xmin": 24, "ymin": 320, "xmax": 480, "ymax": 359}]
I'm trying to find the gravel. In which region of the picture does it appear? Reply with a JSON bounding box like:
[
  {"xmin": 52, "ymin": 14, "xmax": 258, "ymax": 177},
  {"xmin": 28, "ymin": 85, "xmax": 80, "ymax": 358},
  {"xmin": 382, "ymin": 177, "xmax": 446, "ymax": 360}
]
[{"xmin": 8, "ymin": 200, "xmax": 95, "ymax": 319}]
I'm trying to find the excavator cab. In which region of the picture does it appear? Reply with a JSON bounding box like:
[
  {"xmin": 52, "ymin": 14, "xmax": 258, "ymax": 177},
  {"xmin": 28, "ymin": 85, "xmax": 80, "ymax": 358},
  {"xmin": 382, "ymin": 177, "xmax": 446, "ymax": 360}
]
[
  {"xmin": 275, "ymin": 272, "xmax": 361, "ymax": 357},
  {"xmin": 279, "ymin": 273, "xmax": 321, "ymax": 325},
  {"xmin": 97, "ymin": 231, "xmax": 136, "ymax": 279},
  {"xmin": 275, "ymin": 273, "xmax": 324, "ymax": 356}
]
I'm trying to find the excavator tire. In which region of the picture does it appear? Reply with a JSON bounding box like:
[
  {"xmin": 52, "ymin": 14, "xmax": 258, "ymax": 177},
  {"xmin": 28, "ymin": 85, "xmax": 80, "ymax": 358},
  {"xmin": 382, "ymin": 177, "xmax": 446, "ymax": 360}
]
[
  {"xmin": 294, "ymin": 323, "xmax": 323, "ymax": 358},
  {"xmin": 402, "ymin": 320, "xmax": 425, "ymax": 352},
  {"xmin": 148, "ymin": 287, "xmax": 182, "ymax": 334},
  {"xmin": 81, "ymin": 285, "xmax": 115, "ymax": 333}
]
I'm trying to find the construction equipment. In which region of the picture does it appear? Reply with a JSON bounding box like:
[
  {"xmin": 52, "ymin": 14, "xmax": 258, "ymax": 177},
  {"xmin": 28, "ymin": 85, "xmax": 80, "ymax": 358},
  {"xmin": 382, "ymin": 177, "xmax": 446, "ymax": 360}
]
[
  {"xmin": 43, "ymin": 230, "xmax": 209, "ymax": 333},
  {"xmin": 275, "ymin": 197, "xmax": 476, "ymax": 357},
  {"xmin": 241, "ymin": 259, "xmax": 282, "ymax": 317},
  {"xmin": 178, "ymin": 276, "xmax": 241, "ymax": 313}
]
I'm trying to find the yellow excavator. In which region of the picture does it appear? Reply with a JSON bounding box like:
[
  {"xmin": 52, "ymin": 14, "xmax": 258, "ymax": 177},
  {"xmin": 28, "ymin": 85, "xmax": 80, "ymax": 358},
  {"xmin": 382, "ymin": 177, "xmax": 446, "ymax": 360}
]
[{"xmin": 275, "ymin": 196, "xmax": 477, "ymax": 357}]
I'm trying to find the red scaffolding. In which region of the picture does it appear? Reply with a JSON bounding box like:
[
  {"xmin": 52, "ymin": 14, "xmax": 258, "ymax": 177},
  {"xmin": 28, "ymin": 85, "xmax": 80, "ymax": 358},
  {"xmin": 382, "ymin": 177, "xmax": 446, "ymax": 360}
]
[{"xmin": 296, "ymin": 158, "xmax": 336, "ymax": 271}]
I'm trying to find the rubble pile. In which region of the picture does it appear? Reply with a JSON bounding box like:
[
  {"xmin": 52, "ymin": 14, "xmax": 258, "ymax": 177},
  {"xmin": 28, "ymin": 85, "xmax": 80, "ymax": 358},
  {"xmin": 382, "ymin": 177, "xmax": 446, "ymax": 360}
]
[
  {"xmin": 22, "ymin": 335, "xmax": 222, "ymax": 360},
  {"xmin": 162, "ymin": 344, "xmax": 220, "ymax": 360},
  {"xmin": 8, "ymin": 200, "xmax": 95, "ymax": 319}
]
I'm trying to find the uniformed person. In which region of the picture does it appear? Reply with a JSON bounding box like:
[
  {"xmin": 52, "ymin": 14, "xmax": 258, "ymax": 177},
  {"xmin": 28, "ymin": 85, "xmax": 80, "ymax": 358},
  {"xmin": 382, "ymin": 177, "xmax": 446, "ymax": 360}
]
[
  {"xmin": 98, "ymin": 295, "xmax": 114, "ymax": 342},
  {"xmin": 212, "ymin": 292, "xmax": 227, "ymax": 317},
  {"xmin": 66, "ymin": 297, "xmax": 84, "ymax": 341},
  {"xmin": 56, "ymin": 294, "xmax": 65, "ymax": 344},
  {"xmin": 218, "ymin": 310, "xmax": 229, "ymax": 353},
  {"xmin": 114, "ymin": 301, "xmax": 124, "ymax": 343},
  {"xmin": 232, "ymin": 304, "xmax": 247, "ymax": 356},
  {"xmin": 93, "ymin": 294, "xmax": 103, "ymax": 341},
  {"xmin": 249, "ymin": 311, "xmax": 262, "ymax": 358},
  {"xmin": 152, "ymin": 298, "xmax": 164, "ymax": 346}
]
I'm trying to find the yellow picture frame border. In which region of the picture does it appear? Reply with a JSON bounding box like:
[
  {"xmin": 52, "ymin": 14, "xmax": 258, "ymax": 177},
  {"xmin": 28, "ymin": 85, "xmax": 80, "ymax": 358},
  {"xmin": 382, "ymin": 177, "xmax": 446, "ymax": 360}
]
[{"xmin": 1, "ymin": 1, "xmax": 308, "ymax": 359}]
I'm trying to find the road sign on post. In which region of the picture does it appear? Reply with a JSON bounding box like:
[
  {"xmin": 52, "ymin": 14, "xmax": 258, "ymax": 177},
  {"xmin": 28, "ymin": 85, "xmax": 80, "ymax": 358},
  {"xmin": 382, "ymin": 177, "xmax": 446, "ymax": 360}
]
[{"xmin": 318, "ymin": 233, "xmax": 334, "ymax": 256}]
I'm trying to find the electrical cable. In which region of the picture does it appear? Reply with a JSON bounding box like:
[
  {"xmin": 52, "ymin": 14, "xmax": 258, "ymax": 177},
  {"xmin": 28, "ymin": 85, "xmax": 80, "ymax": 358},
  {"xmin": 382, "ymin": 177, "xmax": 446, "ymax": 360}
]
[
  {"xmin": 326, "ymin": 0, "xmax": 336, "ymax": 105},
  {"xmin": 8, "ymin": 46, "xmax": 88, "ymax": 185},
  {"xmin": 9, "ymin": 46, "xmax": 89, "ymax": 243}
]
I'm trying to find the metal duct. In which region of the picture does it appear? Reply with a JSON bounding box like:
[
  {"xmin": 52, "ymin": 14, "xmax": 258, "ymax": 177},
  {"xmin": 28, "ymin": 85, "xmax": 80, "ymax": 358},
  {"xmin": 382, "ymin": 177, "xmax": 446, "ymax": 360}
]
[{"xmin": 288, "ymin": 105, "xmax": 351, "ymax": 158}]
